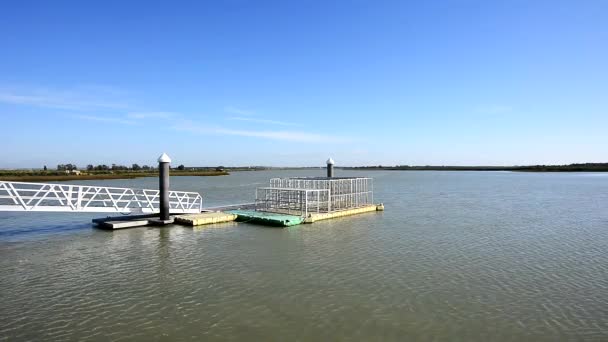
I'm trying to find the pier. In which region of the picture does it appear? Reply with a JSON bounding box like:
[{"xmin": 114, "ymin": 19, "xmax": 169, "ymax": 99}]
[{"xmin": 0, "ymin": 154, "xmax": 384, "ymax": 229}]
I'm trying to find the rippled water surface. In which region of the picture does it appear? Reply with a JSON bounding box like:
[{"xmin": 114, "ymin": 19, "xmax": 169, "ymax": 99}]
[{"xmin": 1, "ymin": 170, "xmax": 608, "ymax": 341}]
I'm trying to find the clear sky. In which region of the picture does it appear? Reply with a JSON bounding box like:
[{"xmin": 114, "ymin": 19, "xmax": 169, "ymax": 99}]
[{"xmin": 1, "ymin": 0, "xmax": 606, "ymax": 168}]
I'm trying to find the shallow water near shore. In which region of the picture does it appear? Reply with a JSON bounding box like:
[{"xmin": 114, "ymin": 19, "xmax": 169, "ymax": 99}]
[{"xmin": 1, "ymin": 170, "xmax": 608, "ymax": 341}]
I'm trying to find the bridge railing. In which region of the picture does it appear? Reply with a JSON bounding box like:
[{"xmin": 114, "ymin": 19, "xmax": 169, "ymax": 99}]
[{"xmin": 0, "ymin": 181, "xmax": 203, "ymax": 214}]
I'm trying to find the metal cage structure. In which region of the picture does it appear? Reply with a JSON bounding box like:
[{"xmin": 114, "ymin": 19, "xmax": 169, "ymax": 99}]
[
  {"xmin": 255, "ymin": 187, "xmax": 330, "ymax": 217},
  {"xmin": 255, "ymin": 177, "xmax": 373, "ymax": 216}
]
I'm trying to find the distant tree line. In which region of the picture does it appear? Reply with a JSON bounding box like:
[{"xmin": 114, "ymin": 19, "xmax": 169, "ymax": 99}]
[
  {"xmin": 83, "ymin": 164, "xmax": 156, "ymax": 171},
  {"xmin": 346, "ymin": 163, "xmax": 608, "ymax": 172},
  {"xmin": 1, "ymin": 164, "xmax": 229, "ymax": 181},
  {"xmin": 57, "ymin": 164, "xmax": 78, "ymax": 171},
  {"xmin": 511, "ymin": 163, "xmax": 608, "ymax": 172},
  {"xmin": 46, "ymin": 164, "xmax": 248, "ymax": 173},
  {"xmin": 51, "ymin": 164, "xmax": 221, "ymax": 172}
]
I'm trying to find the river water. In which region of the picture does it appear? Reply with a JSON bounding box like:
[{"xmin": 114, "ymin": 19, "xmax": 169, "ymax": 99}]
[{"xmin": 1, "ymin": 170, "xmax": 607, "ymax": 341}]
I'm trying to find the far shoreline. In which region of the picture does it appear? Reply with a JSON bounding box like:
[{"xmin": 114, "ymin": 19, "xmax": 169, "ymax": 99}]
[
  {"xmin": 0, "ymin": 171, "xmax": 229, "ymax": 182},
  {"xmin": 344, "ymin": 163, "xmax": 608, "ymax": 173}
]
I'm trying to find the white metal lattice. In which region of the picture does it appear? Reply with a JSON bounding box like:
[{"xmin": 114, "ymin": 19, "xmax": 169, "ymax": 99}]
[
  {"xmin": 255, "ymin": 187, "xmax": 330, "ymax": 217},
  {"xmin": 268, "ymin": 177, "xmax": 373, "ymax": 211},
  {"xmin": 255, "ymin": 177, "xmax": 374, "ymax": 216},
  {"xmin": 0, "ymin": 181, "xmax": 202, "ymax": 214}
]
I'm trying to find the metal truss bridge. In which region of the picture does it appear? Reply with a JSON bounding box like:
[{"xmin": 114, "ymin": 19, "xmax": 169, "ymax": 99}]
[{"xmin": 0, "ymin": 181, "xmax": 202, "ymax": 214}]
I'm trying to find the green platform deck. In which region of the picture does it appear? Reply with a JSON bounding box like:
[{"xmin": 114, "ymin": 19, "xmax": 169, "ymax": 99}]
[{"xmin": 226, "ymin": 210, "xmax": 304, "ymax": 227}]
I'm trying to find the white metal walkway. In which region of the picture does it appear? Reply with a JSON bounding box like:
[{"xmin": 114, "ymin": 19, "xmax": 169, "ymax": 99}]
[{"xmin": 0, "ymin": 181, "xmax": 202, "ymax": 214}]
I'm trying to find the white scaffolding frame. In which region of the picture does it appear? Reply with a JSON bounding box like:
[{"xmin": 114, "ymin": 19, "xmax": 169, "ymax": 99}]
[
  {"xmin": 255, "ymin": 177, "xmax": 374, "ymax": 216},
  {"xmin": 268, "ymin": 177, "xmax": 373, "ymax": 212},
  {"xmin": 255, "ymin": 187, "xmax": 330, "ymax": 217}
]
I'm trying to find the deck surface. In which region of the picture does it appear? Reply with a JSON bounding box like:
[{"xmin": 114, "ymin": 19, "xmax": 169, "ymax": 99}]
[
  {"xmin": 227, "ymin": 210, "xmax": 304, "ymax": 227},
  {"xmin": 92, "ymin": 214, "xmax": 159, "ymax": 230},
  {"xmin": 174, "ymin": 212, "xmax": 237, "ymax": 226},
  {"xmin": 93, "ymin": 204, "xmax": 384, "ymax": 229},
  {"xmin": 304, "ymin": 205, "xmax": 381, "ymax": 223}
]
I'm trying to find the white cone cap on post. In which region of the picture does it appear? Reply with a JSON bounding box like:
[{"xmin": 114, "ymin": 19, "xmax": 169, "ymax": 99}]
[
  {"xmin": 326, "ymin": 157, "xmax": 335, "ymax": 165},
  {"xmin": 158, "ymin": 153, "xmax": 172, "ymax": 163}
]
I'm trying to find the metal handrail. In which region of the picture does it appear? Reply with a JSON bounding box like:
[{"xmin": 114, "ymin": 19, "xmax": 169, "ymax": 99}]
[{"xmin": 0, "ymin": 181, "xmax": 202, "ymax": 214}]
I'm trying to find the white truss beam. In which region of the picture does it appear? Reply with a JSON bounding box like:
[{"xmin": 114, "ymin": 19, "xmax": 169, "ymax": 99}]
[{"xmin": 0, "ymin": 181, "xmax": 202, "ymax": 214}]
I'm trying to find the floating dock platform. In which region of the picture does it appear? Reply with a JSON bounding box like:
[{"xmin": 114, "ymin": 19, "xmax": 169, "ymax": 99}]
[
  {"xmin": 174, "ymin": 212, "xmax": 237, "ymax": 226},
  {"xmin": 93, "ymin": 212, "xmax": 237, "ymax": 229},
  {"xmin": 304, "ymin": 204, "xmax": 384, "ymax": 223},
  {"xmin": 93, "ymin": 204, "xmax": 382, "ymax": 229},
  {"xmin": 92, "ymin": 214, "xmax": 163, "ymax": 230},
  {"xmin": 93, "ymin": 167, "xmax": 385, "ymax": 229},
  {"xmin": 227, "ymin": 210, "xmax": 304, "ymax": 227},
  {"xmin": 226, "ymin": 204, "xmax": 384, "ymax": 227}
]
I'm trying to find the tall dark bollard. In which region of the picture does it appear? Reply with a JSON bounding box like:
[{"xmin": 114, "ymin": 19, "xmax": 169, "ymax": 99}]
[
  {"xmin": 158, "ymin": 153, "xmax": 171, "ymax": 221},
  {"xmin": 327, "ymin": 157, "xmax": 335, "ymax": 178}
]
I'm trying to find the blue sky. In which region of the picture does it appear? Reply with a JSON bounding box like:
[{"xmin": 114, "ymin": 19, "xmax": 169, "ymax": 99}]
[{"xmin": 1, "ymin": 0, "xmax": 606, "ymax": 167}]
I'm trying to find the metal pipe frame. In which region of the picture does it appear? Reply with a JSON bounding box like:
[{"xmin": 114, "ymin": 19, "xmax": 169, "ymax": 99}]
[
  {"xmin": 268, "ymin": 177, "xmax": 373, "ymax": 212},
  {"xmin": 255, "ymin": 187, "xmax": 330, "ymax": 217}
]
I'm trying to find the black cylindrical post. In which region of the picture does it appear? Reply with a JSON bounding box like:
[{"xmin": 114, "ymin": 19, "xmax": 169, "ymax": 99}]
[
  {"xmin": 158, "ymin": 153, "xmax": 171, "ymax": 221},
  {"xmin": 326, "ymin": 157, "xmax": 335, "ymax": 178}
]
